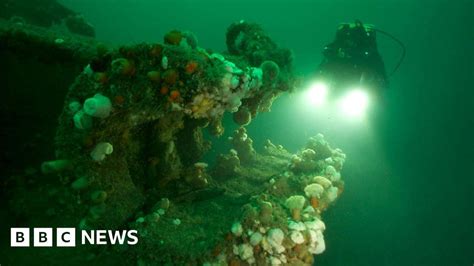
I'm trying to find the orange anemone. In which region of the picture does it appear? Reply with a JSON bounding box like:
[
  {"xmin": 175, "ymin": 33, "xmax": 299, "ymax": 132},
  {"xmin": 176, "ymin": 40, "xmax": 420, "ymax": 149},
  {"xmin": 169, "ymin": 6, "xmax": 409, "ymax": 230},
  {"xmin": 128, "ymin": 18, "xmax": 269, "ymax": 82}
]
[
  {"xmin": 185, "ymin": 61, "xmax": 198, "ymax": 74},
  {"xmin": 310, "ymin": 197, "xmax": 319, "ymax": 209},
  {"xmin": 164, "ymin": 30, "xmax": 183, "ymax": 45},
  {"xmin": 150, "ymin": 44, "xmax": 163, "ymax": 57},
  {"xmin": 95, "ymin": 72, "xmax": 108, "ymax": 84},
  {"xmin": 169, "ymin": 90, "xmax": 180, "ymax": 101},
  {"xmin": 162, "ymin": 69, "xmax": 179, "ymax": 85},
  {"xmin": 114, "ymin": 95, "xmax": 125, "ymax": 106},
  {"xmin": 160, "ymin": 86, "xmax": 169, "ymax": 95}
]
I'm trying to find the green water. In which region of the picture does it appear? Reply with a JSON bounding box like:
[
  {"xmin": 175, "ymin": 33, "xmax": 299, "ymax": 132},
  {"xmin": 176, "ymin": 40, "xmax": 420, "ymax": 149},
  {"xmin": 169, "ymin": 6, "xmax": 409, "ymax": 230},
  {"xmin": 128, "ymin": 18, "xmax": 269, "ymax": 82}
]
[{"xmin": 2, "ymin": 0, "xmax": 473, "ymax": 265}]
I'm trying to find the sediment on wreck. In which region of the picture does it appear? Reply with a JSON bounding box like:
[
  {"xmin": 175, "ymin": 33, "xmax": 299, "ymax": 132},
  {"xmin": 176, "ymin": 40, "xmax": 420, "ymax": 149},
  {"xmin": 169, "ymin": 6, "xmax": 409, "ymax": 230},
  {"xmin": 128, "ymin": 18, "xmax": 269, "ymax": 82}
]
[
  {"xmin": 3, "ymin": 21, "xmax": 346, "ymax": 266},
  {"xmin": 0, "ymin": 19, "xmax": 100, "ymax": 180}
]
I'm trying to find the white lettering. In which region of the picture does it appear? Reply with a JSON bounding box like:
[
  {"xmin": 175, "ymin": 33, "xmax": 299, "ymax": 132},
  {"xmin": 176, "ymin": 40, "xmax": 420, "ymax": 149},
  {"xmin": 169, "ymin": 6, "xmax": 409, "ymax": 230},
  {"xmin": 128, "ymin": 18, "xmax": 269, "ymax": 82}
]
[
  {"xmin": 96, "ymin": 230, "xmax": 107, "ymax": 245},
  {"xmin": 81, "ymin": 230, "xmax": 95, "ymax": 245},
  {"xmin": 108, "ymin": 230, "xmax": 127, "ymax": 245},
  {"xmin": 11, "ymin": 228, "xmax": 29, "ymax": 247},
  {"xmin": 127, "ymin": 230, "xmax": 138, "ymax": 245},
  {"xmin": 33, "ymin": 228, "xmax": 52, "ymax": 247},
  {"xmin": 57, "ymin": 228, "xmax": 76, "ymax": 247}
]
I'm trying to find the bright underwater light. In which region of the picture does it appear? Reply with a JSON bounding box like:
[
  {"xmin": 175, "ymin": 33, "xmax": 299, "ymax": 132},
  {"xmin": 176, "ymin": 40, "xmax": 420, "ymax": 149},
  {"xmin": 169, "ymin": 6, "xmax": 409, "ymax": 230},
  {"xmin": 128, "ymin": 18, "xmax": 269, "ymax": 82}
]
[
  {"xmin": 300, "ymin": 81, "xmax": 371, "ymax": 121},
  {"xmin": 305, "ymin": 82, "xmax": 328, "ymax": 106},
  {"xmin": 338, "ymin": 89, "xmax": 370, "ymax": 118}
]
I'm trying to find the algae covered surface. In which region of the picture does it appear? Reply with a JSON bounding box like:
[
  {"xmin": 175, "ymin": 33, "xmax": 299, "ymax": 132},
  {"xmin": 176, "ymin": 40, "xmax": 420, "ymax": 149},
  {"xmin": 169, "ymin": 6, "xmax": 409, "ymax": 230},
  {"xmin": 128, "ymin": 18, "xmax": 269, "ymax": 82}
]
[{"xmin": 1, "ymin": 15, "xmax": 345, "ymax": 265}]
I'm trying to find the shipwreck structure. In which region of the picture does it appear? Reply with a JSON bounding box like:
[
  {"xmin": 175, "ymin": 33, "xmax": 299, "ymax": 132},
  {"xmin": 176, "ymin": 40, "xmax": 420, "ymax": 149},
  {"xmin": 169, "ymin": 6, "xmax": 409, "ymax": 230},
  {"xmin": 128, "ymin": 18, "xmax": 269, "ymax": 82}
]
[{"xmin": 1, "ymin": 15, "xmax": 346, "ymax": 266}]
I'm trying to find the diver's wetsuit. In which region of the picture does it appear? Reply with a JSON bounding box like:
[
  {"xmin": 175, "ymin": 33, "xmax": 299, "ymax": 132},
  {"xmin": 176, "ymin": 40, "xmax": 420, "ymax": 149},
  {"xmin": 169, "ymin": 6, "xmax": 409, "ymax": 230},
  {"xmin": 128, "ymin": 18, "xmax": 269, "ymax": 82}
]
[{"xmin": 319, "ymin": 21, "xmax": 388, "ymax": 94}]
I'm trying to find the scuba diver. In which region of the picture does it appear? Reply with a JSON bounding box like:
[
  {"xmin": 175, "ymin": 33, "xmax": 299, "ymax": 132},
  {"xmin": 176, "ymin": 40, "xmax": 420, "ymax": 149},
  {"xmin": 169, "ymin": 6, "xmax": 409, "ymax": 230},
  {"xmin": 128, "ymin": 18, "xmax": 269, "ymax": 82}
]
[{"xmin": 316, "ymin": 20, "xmax": 405, "ymax": 99}]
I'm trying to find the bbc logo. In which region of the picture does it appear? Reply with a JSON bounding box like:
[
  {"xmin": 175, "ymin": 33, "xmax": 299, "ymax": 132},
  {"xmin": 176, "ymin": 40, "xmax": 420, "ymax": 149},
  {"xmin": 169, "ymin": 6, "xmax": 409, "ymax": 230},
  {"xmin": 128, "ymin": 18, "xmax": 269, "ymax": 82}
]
[{"xmin": 11, "ymin": 228, "xmax": 76, "ymax": 247}]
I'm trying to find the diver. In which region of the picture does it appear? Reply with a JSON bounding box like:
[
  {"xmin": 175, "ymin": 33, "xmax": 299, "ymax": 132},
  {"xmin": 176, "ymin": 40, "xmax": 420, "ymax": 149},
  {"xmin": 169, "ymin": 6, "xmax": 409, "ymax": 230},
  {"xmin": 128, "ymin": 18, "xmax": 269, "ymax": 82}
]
[{"xmin": 316, "ymin": 20, "xmax": 405, "ymax": 98}]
